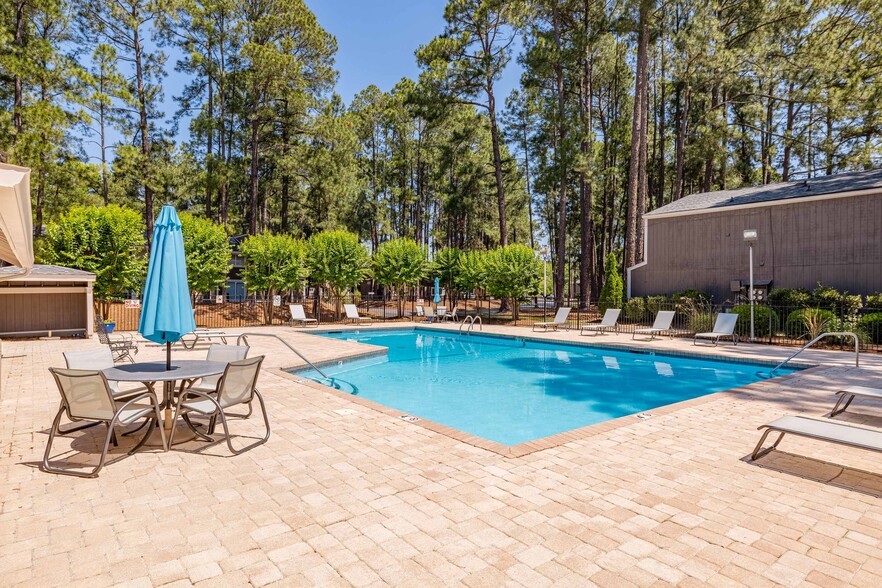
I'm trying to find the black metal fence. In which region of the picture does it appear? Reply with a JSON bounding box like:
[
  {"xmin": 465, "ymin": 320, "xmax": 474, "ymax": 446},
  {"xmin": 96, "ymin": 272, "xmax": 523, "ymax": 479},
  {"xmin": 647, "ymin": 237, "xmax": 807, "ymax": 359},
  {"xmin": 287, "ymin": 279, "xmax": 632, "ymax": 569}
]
[{"xmin": 102, "ymin": 295, "xmax": 882, "ymax": 353}]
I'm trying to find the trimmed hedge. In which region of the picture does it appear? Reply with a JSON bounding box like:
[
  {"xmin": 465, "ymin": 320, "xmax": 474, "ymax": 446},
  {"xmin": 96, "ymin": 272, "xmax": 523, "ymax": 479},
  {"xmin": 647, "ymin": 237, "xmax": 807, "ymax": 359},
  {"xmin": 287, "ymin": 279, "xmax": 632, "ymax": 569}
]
[{"xmin": 731, "ymin": 305, "xmax": 778, "ymax": 338}]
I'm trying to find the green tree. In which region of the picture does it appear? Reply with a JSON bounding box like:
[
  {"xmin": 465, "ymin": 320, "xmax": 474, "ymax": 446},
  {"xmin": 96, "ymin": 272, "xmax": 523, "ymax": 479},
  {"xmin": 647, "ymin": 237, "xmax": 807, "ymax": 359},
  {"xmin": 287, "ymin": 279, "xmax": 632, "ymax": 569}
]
[
  {"xmin": 180, "ymin": 213, "xmax": 231, "ymax": 303},
  {"xmin": 455, "ymin": 250, "xmax": 487, "ymax": 296},
  {"xmin": 306, "ymin": 230, "xmax": 371, "ymax": 319},
  {"xmin": 39, "ymin": 205, "xmax": 147, "ymax": 318},
  {"xmin": 240, "ymin": 233, "xmax": 306, "ymax": 324},
  {"xmin": 483, "ymin": 244, "xmax": 540, "ymax": 320},
  {"xmin": 417, "ymin": 0, "xmax": 521, "ymax": 246},
  {"xmin": 598, "ymin": 253, "xmax": 623, "ymax": 313},
  {"xmin": 372, "ymin": 238, "xmax": 429, "ymax": 316}
]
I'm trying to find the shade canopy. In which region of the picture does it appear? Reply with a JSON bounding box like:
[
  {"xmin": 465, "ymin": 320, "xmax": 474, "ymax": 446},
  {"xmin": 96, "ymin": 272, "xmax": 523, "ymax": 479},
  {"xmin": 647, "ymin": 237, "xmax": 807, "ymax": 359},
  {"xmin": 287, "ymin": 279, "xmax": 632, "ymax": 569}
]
[
  {"xmin": 138, "ymin": 205, "xmax": 196, "ymax": 345},
  {"xmin": 0, "ymin": 163, "xmax": 34, "ymax": 269}
]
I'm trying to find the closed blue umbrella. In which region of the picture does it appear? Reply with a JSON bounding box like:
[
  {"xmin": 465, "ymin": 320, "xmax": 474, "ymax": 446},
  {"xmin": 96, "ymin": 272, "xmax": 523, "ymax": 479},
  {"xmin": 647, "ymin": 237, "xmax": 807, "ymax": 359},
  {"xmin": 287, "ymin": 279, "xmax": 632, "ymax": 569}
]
[
  {"xmin": 433, "ymin": 276, "xmax": 441, "ymax": 305},
  {"xmin": 139, "ymin": 205, "xmax": 196, "ymax": 369}
]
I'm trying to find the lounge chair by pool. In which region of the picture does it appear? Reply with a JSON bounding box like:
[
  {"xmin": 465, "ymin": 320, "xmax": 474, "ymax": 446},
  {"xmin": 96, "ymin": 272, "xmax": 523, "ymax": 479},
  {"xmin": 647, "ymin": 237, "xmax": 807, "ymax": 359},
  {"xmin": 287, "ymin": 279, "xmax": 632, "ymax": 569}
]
[
  {"xmin": 751, "ymin": 415, "xmax": 882, "ymax": 461},
  {"xmin": 344, "ymin": 304, "xmax": 372, "ymax": 324},
  {"xmin": 289, "ymin": 304, "xmax": 318, "ymax": 327},
  {"xmin": 694, "ymin": 313, "xmax": 739, "ymax": 346},
  {"xmin": 580, "ymin": 309, "xmax": 621, "ymax": 336},
  {"xmin": 633, "ymin": 310, "xmax": 676, "ymax": 340},
  {"xmin": 534, "ymin": 307, "xmax": 571, "ymax": 332}
]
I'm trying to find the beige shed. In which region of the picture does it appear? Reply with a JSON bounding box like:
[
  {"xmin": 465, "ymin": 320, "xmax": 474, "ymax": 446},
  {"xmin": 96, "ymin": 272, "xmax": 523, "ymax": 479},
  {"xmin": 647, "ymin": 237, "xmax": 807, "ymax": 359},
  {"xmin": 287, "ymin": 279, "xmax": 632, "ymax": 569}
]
[{"xmin": 0, "ymin": 265, "xmax": 96, "ymax": 337}]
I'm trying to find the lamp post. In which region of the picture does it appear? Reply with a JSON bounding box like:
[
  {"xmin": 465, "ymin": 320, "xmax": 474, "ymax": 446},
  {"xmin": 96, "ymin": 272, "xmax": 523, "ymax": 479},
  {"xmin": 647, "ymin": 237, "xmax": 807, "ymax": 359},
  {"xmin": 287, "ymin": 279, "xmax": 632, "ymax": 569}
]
[
  {"xmin": 743, "ymin": 229, "xmax": 758, "ymax": 341},
  {"xmin": 539, "ymin": 246, "xmax": 549, "ymax": 322}
]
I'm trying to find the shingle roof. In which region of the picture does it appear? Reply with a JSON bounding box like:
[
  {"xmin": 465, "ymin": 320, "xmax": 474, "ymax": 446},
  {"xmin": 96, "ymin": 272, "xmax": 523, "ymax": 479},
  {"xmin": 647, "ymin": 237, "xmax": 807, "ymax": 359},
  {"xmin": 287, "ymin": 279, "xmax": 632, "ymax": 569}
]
[
  {"xmin": 0, "ymin": 264, "xmax": 95, "ymax": 278},
  {"xmin": 646, "ymin": 168, "xmax": 882, "ymax": 217}
]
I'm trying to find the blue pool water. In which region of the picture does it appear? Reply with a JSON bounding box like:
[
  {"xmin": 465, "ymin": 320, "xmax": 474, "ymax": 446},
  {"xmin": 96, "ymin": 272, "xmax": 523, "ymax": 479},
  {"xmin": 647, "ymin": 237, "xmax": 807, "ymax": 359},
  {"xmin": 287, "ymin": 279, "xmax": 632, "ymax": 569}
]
[{"xmin": 295, "ymin": 329, "xmax": 793, "ymax": 446}]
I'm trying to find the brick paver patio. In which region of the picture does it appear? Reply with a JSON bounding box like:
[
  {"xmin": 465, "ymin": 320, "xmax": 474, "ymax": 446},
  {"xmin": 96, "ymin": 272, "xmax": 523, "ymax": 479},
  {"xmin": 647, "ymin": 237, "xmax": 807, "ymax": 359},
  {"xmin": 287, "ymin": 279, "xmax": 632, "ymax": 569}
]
[{"xmin": 2, "ymin": 325, "xmax": 882, "ymax": 587}]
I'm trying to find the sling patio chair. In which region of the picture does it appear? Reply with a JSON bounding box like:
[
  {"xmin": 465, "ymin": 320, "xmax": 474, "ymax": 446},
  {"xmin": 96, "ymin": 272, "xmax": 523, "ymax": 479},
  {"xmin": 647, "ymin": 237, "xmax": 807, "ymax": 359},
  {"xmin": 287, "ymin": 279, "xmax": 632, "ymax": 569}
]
[
  {"xmin": 751, "ymin": 415, "xmax": 882, "ymax": 464},
  {"xmin": 169, "ymin": 356, "xmax": 269, "ymax": 454},
  {"xmin": 694, "ymin": 313, "xmax": 739, "ymax": 346},
  {"xmin": 289, "ymin": 304, "xmax": 318, "ymax": 327},
  {"xmin": 344, "ymin": 304, "xmax": 372, "ymax": 324},
  {"xmin": 58, "ymin": 348, "xmax": 149, "ymax": 436},
  {"xmin": 632, "ymin": 310, "xmax": 676, "ymax": 340},
  {"xmin": 95, "ymin": 315, "xmax": 138, "ymax": 363},
  {"xmin": 43, "ymin": 368, "xmax": 166, "ymax": 478},
  {"xmin": 580, "ymin": 309, "xmax": 621, "ymax": 336},
  {"xmin": 533, "ymin": 307, "xmax": 572, "ymax": 332},
  {"xmin": 414, "ymin": 305, "xmax": 425, "ymax": 321}
]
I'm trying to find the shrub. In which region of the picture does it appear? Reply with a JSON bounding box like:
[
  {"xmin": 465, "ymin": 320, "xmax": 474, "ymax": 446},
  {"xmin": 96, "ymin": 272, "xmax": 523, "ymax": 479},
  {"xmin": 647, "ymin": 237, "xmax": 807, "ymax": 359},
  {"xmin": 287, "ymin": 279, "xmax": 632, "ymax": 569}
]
[
  {"xmin": 785, "ymin": 308, "xmax": 837, "ymax": 340},
  {"xmin": 675, "ymin": 289, "xmax": 711, "ymax": 304},
  {"xmin": 731, "ymin": 304, "xmax": 778, "ymax": 338},
  {"xmin": 809, "ymin": 282, "xmax": 862, "ymax": 317},
  {"xmin": 646, "ymin": 295, "xmax": 672, "ymax": 316},
  {"xmin": 623, "ymin": 297, "xmax": 645, "ymax": 321},
  {"xmin": 688, "ymin": 311, "xmax": 715, "ymax": 334},
  {"xmin": 866, "ymin": 293, "xmax": 882, "ymax": 309},
  {"xmin": 859, "ymin": 312, "xmax": 882, "ymax": 344},
  {"xmin": 598, "ymin": 253, "xmax": 623, "ymax": 313},
  {"xmin": 768, "ymin": 287, "xmax": 810, "ymax": 309}
]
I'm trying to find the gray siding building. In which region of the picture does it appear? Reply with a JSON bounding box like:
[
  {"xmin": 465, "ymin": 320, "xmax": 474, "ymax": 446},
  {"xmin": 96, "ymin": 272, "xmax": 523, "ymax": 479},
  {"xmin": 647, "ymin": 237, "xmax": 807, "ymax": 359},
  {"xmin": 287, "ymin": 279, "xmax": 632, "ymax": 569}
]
[{"xmin": 628, "ymin": 169, "xmax": 882, "ymax": 301}]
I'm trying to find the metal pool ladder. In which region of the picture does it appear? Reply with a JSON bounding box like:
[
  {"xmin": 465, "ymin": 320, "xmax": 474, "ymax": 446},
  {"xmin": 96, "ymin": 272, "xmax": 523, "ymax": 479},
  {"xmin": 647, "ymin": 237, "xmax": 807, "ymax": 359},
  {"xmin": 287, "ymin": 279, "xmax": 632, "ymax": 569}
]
[
  {"xmin": 236, "ymin": 332, "xmax": 329, "ymax": 379},
  {"xmin": 770, "ymin": 331, "xmax": 859, "ymax": 375},
  {"xmin": 459, "ymin": 315, "xmax": 482, "ymax": 335}
]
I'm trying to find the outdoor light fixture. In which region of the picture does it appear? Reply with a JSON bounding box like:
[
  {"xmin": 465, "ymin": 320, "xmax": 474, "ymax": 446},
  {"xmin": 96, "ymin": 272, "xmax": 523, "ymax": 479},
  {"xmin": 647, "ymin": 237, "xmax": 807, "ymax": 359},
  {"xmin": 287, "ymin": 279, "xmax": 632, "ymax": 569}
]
[{"xmin": 743, "ymin": 229, "xmax": 758, "ymax": 341}]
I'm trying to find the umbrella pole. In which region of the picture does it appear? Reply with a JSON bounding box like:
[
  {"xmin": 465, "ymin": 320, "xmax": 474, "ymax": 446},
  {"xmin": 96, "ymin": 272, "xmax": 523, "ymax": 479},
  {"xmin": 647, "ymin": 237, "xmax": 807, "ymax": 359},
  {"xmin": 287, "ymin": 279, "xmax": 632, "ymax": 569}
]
[{"xmin": 165, "ymin": 341, "xmax": 173, "ymax": 429}]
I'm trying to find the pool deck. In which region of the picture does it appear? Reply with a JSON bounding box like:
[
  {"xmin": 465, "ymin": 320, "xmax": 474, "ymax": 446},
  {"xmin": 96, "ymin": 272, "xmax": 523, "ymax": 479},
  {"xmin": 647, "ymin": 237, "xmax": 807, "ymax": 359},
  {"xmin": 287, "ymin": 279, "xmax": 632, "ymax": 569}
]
[{"xmin": 2, "ymin": 324, "xmax": 882, "ymax": 586}]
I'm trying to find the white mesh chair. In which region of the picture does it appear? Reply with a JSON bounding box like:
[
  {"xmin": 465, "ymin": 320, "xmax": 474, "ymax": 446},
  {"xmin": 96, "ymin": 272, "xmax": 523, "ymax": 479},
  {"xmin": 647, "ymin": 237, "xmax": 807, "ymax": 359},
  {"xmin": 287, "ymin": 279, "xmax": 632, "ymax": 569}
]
[
  {"xmin": 43, "ymin": 368, "xmax": 166, "ymax": 478},
  {"xmin": 191, "ymin": 343, "xmax": 251, "ymax": 419},
  {"xmin": 533, "ymin": 307, "xmax": 571, "ymax": 331},
  {"xmin": 443, "ymin": 305, "xmax": 459, "ymax": 322},
  {"xmin": 633, "ymin": 310, "xmax": 676, "ymax": 340},
  {"xmin": 414, "ymin": 305, "xmax": 425, "ymax": 321},
  {"xmin": 694, "ymin": 313, "xmax": 739, "ymax": 346},
  {"xmin": 169, "ymin": 356, "xmax": 269, "ymax": 454},
  {"xmin": 344, "ymin": 304, "xmax": 372, "ymax": 324},
  {"xmin": 289, "ymin": 304, "xmax": 318, "ymax": 327},
  {"xmin": 580, "ymin": 308, "xmax": 621, "ymax": 336}
]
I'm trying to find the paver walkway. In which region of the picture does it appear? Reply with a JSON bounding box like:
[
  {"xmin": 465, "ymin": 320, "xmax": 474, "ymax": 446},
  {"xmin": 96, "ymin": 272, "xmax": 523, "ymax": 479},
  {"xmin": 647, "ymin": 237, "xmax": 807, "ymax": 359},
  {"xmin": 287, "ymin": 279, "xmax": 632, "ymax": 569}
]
[{"xmin": 1, "ymin": 325, "xmax": 882, "ymax": 587}]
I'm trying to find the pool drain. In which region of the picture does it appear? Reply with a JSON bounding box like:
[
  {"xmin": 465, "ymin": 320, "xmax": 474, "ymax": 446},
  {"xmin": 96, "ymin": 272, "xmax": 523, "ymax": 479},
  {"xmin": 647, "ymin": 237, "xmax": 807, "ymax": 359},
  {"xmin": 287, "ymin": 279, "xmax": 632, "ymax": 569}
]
[
  {"xmin": 400, "ymin": 414, "xmax": 421, "ymax": 423},
  {"xmin": 636, "ymin": 413, "xmax": 654, "ymax": 420}
]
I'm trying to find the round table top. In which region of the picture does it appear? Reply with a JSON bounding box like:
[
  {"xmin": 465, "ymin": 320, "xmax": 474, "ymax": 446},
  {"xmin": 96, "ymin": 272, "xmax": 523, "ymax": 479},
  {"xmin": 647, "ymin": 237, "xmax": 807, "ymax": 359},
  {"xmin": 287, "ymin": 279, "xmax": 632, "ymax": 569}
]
[{"xmin": 103, "ymin": 360, "xmax": 227, "ymax": 382}]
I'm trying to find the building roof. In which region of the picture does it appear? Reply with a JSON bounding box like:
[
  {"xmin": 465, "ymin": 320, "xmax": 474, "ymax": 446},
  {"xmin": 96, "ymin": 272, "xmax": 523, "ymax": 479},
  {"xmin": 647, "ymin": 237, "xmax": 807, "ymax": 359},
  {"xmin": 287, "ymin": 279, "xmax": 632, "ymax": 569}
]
[
  {"xmin": 0, "ymin": 264, "xmax": 95, "ymax": 281},
  {"xmin": 646, "ymin": 168, "xmax": 882, "ymax": 217}
]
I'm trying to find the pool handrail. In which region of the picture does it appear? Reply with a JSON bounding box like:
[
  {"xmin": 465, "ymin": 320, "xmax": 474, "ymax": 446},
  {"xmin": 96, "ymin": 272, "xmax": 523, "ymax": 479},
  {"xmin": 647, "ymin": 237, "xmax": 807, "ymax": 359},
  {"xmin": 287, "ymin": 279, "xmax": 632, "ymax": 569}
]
[
  {"xmin": 235, "ymin": 332, "xmax": 329, "ymax": 379},
  {"xmin": 770, "ymin": 331, "xmax": 859, "ymax": 375},
  {"xmin": 459, "ymin": 315, "xmax": 482, "ymax": 334}
]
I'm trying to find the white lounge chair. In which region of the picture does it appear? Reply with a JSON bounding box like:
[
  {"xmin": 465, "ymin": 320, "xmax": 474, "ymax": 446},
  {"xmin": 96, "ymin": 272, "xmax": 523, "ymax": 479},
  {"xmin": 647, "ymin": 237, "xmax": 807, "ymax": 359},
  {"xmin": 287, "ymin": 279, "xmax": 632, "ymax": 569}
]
[
  {"xmin": 831, "ymin": 386, "xmax": 882, "ymax": 417},
  {"xmin": 289, "ymin": 304, "xmax": 318, "ymax": 327},
  {"xmin": 344, "ymin": 304, "xmax": 372, "ymax": 324},
  {"xmin": 632, "ymin": 310, "xmax": 676, "ymax": 340},
  {"xmin": 443, "ymin": 305, "xmax": 459, "ymax": 322},
  {"xmin": 170, "ymin": 356, "xmax": 269, "ymax": 454},
  {"xmin": 694, "ymin": 313, "xmax": 739, "ymax": 346},
  {"xmin": 43, "ymin": 368, "xmax": 166, "ymax": 477},
  {"xmin": 533, "ymin": 307, "xmax": 571, "ymax": 332},
  {"xmin": 751, "ymin": 415, "xmax": 882, "ymax": 461},
  {"xmin": 580, "ymin": 309, "xmax": 621, "ymax": 336},
  {"xmin": 424, "ymin": 306, "xmax": 436, "ymax": 322},
  {"xmin": 414, "ymin": 305, "xmax": 425, "ymax": 321}
]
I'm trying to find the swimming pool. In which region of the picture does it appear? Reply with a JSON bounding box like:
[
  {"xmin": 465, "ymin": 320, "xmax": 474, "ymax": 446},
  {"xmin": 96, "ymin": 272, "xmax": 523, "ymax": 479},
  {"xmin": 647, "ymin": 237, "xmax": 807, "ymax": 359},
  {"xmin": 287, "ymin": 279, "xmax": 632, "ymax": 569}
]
[{"xmin": 295, "ymin": 329, "xmax": 795, "ymax": 446}]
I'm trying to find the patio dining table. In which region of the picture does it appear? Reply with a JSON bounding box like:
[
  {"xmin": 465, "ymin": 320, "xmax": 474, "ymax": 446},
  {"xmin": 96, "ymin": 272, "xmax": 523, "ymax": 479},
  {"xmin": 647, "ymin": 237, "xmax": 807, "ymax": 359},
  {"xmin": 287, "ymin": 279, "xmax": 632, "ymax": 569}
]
[{"xmin": 102, "ymin": 360, "xmax": 226, "ymax": 446}]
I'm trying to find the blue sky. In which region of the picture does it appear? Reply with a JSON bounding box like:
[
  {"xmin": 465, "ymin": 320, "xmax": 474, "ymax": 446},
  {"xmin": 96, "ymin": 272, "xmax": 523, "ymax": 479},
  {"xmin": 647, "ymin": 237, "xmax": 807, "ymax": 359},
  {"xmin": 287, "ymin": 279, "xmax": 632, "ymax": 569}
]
[{"xmin": 308, "ymin": 0, "xmax": 522, "ymax": 104}]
